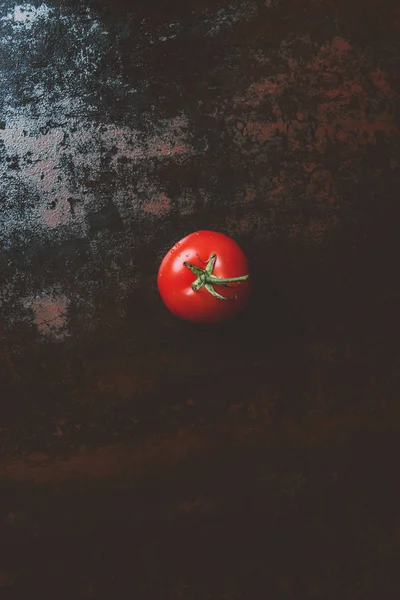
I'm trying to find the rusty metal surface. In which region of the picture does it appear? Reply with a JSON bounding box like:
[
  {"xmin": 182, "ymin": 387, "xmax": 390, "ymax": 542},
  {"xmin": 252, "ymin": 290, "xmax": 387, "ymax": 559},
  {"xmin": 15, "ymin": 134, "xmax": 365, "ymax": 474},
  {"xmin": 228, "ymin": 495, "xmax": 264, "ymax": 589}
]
[{"xmin": 1, "ymin": 0, "xmax": 400, "ymax": 597}]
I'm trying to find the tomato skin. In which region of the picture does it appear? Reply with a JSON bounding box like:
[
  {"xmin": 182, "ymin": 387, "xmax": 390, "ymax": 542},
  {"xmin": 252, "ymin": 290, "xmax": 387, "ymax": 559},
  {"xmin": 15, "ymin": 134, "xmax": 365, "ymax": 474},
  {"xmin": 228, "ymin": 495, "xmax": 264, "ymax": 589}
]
[{"xmin": 157, "ymin": 230, "xmax": 250, "ymax": 324}]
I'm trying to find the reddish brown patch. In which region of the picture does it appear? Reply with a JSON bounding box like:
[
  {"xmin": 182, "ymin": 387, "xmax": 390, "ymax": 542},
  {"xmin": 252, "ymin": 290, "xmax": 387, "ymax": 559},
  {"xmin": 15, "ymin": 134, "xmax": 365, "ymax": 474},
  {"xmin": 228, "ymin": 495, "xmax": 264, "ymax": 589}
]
[
  {"xmin": 286, "ymin": 119, "xmax": 309, "ymax": 150},
  {"xmin": 3, "ymin": 409, "xmax": 400, "ymax": 484},
  {"xmin": 371, "ymin": 68, "xmax": 392, "ymax": 94},
  {"xmin": 153, "ymin": 142, "xmax": 190, "ymax": 157},
  {"xmin": 331, "ymin": 37, "xmax": 352, "ymax": 52},
  {"xmin": 325, "ymin": 81, "xmax": 363, "ymax": 99},
  {"xmin": 316, "ymin": 110, "xmax": 398, "ymax": 151},
  {"xmin": 235, "ymin": 76, "xmax": 287, "ymax": 107},
  {"xmin": 269, "ymin": 183, "xmax": 286, "ymax": 198},
  {"xmin": 245, "ymin": 188, "xmax": 256, "ymax": 202},
  {"xmin": 23, "ymin": 294, "xmax": 69, "ymax": 339},
  {"xmin": 302, "ymin": 162, "xmax": 316, "ymax": 173},
  {"xmin": 307, "ymin": 169, "xmax": 333, "ymax": 196},
  {"xmin": 244, "ymin": 117, "xmax": 286, "ymax": 143},
  {"xmin": 269, "ymin": 172, "xmax": 286, "ymax": 200},
  {"xmin": 143, "ymin": 193, "xmax": 171, "ymax": 216},
  {"xmin": 0, "ymin": 433, "xmax": 221, "ymax": 484},
  {"xmin": 232, "ymin": 36, "xmax": 398, "ymax": 159}
]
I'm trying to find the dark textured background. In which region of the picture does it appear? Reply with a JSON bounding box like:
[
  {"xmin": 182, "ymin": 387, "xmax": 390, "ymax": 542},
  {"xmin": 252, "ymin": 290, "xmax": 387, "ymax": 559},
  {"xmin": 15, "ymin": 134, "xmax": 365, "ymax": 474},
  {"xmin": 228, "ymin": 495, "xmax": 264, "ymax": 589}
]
[{"xmin": 1, "ymin": 0, "xmax": 400, "ymax": 597}]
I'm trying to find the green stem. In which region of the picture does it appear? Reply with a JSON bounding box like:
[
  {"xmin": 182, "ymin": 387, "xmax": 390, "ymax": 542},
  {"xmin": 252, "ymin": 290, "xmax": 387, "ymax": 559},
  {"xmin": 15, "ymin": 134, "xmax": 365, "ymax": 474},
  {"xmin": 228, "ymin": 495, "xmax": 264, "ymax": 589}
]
[
  {"xmin": 184, "ymin": 253, "xmax": 249, "ymax": 300},
  {"xmin": 208, "ymin": 275, "xmax": 249, "ymax": 284}
]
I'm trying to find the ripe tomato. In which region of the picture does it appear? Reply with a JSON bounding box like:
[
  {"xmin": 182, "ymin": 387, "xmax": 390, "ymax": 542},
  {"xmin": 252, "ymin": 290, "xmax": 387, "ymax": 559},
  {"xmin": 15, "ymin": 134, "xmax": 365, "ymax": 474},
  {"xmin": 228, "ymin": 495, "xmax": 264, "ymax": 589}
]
[{"xmin": 157, "ymin": 230, "xmax": 250, "ymax": 323}]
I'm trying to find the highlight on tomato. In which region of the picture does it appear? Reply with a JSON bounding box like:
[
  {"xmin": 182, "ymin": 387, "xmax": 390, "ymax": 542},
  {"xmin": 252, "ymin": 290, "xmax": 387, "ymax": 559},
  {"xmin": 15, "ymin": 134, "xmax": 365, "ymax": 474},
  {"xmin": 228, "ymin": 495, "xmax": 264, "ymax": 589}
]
[{"xmin": 157, "ymin": 230, "xmax": 250, "ymax": 324}]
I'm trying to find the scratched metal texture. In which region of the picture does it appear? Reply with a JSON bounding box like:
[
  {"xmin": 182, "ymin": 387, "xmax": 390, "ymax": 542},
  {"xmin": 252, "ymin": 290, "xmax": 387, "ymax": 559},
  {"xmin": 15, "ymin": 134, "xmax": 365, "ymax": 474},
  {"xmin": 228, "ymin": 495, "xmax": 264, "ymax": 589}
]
[{"xmin": 1, "ymin": 0, "xmax": 400, "ymax": 598}]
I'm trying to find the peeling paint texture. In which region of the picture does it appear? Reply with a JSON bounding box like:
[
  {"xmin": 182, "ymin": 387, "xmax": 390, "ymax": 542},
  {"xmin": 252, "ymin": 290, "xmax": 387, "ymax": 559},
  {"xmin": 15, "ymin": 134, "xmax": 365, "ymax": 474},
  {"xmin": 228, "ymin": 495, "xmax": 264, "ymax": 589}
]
[{"xmin": 1, "ymin": 0, "xmax": 400, "ymax": 597}]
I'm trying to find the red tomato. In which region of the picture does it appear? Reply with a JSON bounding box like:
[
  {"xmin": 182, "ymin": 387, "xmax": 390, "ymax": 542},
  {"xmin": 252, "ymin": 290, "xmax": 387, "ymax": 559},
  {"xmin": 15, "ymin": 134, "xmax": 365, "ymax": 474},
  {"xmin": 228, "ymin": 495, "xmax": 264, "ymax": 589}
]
[{"xmin": 157, "ymin": 230, "xmax": 250, "ymax": 323}]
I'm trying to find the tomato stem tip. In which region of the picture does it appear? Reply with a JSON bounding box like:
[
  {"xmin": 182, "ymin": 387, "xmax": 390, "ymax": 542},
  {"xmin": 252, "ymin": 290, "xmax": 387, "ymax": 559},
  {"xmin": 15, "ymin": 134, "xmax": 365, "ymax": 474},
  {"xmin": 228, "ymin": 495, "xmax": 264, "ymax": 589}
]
[{"xmin": 184, "ymin": 253, "xmax": 249, "ymax": 300}]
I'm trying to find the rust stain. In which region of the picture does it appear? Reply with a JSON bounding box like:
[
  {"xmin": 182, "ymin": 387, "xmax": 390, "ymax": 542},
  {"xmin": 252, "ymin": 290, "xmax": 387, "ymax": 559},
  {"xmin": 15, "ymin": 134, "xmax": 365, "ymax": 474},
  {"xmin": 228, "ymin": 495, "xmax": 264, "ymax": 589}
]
[
  {"xmin": 269, "ymin": 182, "xmax": 286, "ymax": 198},
  {"xmin": 224, "ymin": 33, "xmax": 399, "ymax": 244},
  {"xmin": 331, "ymin": 36, "xmax": 352, "ymax": 52},
  {"xmin": 245, "ymin": 188, "xmax": 256, "ymax": 202},
  {"xmin": 237, "ymin": 77, "xmax": 286, "ymax": 106},
  {"xmin": 315, "ymin": 108, "xmax": 397, "ymax": 152},
  {"xmin": 371, "ymin": 68, "xmax": 392, "ymax": 94},
  {"xmin": 233, "ymin": 36, "xmax": 398, "ymax": 156},
  {"xmin": 306, "ymin": 168, "xmax": 333, "ymax": 198},
  {"xmin": 0, "ymin": 433, "xmax": 218, "ymax": 484},
  {"xmin": 23, "ymin": 293, "xmax": 69, "ymax": 339},
  {"xmin": 243, "ymin": 115, "xmax": 286, "ymax": 143},
  {"xmin": 3, "ymin": 410, "xmax": 400, "ymax": 484},
  {"xmin": 143, "ymin": 193, "xmax": 172, "ymax": 216},
  {"xmin": 268, "ymin": 172, "xmax": 287, "ymax": 200}
]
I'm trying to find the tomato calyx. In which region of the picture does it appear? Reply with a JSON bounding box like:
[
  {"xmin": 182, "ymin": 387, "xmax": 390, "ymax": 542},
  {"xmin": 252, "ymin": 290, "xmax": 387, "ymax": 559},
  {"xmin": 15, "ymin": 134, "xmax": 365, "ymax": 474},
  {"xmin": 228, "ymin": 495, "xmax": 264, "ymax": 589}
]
[{"xmin": 183, "ymin": 252, "xmax": 249, "ymax": 300}]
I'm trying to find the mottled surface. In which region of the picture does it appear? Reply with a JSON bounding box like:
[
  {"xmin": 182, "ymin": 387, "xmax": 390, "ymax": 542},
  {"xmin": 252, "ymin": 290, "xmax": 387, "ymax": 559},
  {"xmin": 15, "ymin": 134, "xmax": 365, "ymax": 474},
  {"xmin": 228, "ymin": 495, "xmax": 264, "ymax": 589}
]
[{"xmin": 1, "ymin": 0, "xmax": 400, "ymax": 597}]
